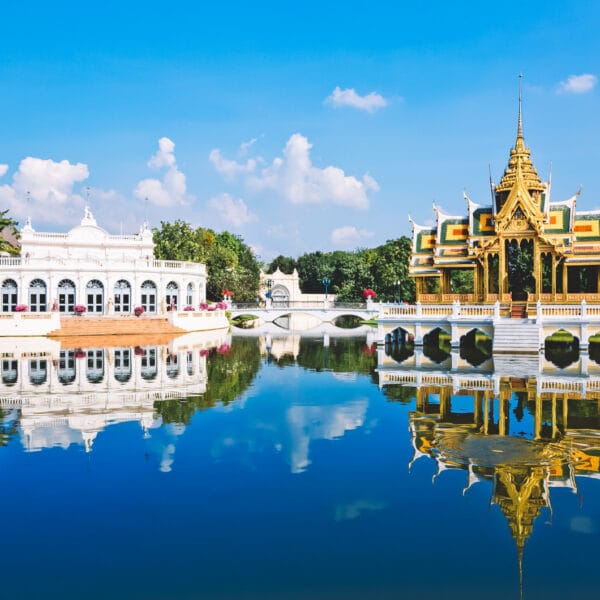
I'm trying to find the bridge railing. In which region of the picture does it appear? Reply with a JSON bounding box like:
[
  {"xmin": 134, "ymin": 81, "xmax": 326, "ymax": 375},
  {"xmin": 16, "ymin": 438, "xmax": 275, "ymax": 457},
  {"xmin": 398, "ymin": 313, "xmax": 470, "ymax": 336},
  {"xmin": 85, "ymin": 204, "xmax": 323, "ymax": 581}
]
[{"xmin": 231, "ymin": 301, "xmax": 368, "ymax": 310}]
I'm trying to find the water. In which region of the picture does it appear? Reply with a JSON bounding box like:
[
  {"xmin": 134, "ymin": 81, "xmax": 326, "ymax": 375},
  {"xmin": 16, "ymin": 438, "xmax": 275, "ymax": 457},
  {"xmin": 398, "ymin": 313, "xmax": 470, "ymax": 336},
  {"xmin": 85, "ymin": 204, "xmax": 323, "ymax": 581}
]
[{"xmin": 1, "ymin": 332, "xmax": 600, "ymax": 599}]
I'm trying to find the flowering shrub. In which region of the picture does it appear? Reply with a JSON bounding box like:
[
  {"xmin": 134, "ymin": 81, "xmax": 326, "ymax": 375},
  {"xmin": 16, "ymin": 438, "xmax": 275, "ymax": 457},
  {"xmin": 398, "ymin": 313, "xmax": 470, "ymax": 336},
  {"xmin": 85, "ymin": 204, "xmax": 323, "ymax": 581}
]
[
  {"xmin": 134, "ymin": 306, "xmax": 145, "ymax": 317},
  {"xmin": 199, "ymin": 302, "xmax": 209, "ymax": 310},
  {"xmin": 73, "ymin": 304, "xmax": 87, "ymax": 315},
  {"xmin": 216, "ymin": 343, "xmax": 231, "ymax": 354},
  {"xmin": 183, "ymin": 305, "xmax": 196, "ymax": 311},
  {"xmin": 75, "ymin": 349, "xmax": 87, "ymax": 359},
  {"xmin": 134, "ymin": 346, "xmax": 145, "ymax": 356},
  {"xmin": 14, "ymin": 304, "xmax": 28, "ymax": 312},
  {"xmin": 363, "ymin": 288, "xmax": 377, "ymax": 299},
  {"xmin": 222, "ymin": 289, "xmax": 234, "ymax": 297},
  {"xmin": 199, "ymin": 349, "xmax": 210, "ymax": 357},
  {"xmin": 207, "ymin": 304, "xmax": 217, "ymax": 311},
  {"xmin": 363, "ymin": 343, "xmax": 377, "ymax": 356},
  {"xmin": 215, "ymin": 301, "xmax": 228, "ymax": 310}
]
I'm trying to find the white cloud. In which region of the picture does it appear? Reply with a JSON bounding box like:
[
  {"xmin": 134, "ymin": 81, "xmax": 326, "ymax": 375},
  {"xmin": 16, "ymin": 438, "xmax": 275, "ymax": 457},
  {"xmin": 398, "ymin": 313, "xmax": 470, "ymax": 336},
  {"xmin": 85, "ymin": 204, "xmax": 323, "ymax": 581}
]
[
  {"xmin": 249, "ymin": 133, "xmax": 378, "ymax": 209},
  {"xmin": 331, "ymin": 225, "xmax": 374, "ymax": 247},
  {"xmin": 147, "ymin": 136, "xmax": 177, "ymax": 169},
  {"xmin": 209, "ymin": 148, "xmax": 257, "ymax": 181},
  {"xmin": 208, "ymin": 193, "xmax": 255, "ymax": 227},
  {"xmin": 0, "ymin": 157, "xmax": 89, "ymax": 223},
  {"xmin": 240, "ymin": 137, "xmax": 257, "ymax": 155},
  {"xmin": 0, "ymin": 164, "xmax": 8, "ymax": 178},
  {"xmin": 325, "ymin": 86, "xmax": 388, "ymax": 112},
  {"xmin": 558, "ymin": 74, "xmax": 597, "ymax": 94},
  {"xmin": 134, "ymin": 137, "xmax": 190, "ymax": 207}
]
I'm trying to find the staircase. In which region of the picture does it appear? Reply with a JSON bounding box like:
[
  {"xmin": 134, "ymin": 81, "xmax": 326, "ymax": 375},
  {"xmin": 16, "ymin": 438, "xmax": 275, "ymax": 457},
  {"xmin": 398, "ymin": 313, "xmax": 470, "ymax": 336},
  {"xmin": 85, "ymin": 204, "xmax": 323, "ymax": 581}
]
[
  {"xmin": 492, "ymin": 319, "xmax": 541, "ymax": 354},
  {"xmin": 510, "ymin": 302, "xmax": 527, "ymax": 319},
  {"xmin": 48, "ymin": 316, "xmax": 185, "ymax": 337}
]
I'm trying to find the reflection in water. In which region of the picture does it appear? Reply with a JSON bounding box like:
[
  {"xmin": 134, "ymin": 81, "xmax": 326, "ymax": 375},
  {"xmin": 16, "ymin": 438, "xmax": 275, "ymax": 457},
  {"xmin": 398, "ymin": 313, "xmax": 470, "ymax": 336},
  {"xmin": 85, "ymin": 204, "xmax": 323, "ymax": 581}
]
[
  {"xmin": 0, "ymin": 331, "xmax": 228, "ymax": 453},
  {"xmin": 4, "ymin": 331, "xmax": 600, "ymax": 598}
]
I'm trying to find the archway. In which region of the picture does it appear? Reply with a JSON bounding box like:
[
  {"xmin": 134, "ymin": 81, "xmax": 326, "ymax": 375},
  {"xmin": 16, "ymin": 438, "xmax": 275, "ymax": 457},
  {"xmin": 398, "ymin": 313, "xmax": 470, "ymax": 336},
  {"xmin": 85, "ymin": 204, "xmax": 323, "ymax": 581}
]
[
  {"xmin": 544, "ymin": 329, "xmax": 579, "ymax": 369},
  {"xmin": 423, "ymin": 327, "xmax": 451, "ymax": 364},
  {"xmin": 271, "ymin": 285, "xmax": 289, "ymax": 308},
  {"xmin": 384, "ymin": 326, "xmax": 414, "ymax": 363},
  {"xmin": 506, "ymin": 238, "xmax": 534, "ymax": 299},
  {"xmin": 460, "ymin": 328, "xmax": 492, "ymax": 367}
]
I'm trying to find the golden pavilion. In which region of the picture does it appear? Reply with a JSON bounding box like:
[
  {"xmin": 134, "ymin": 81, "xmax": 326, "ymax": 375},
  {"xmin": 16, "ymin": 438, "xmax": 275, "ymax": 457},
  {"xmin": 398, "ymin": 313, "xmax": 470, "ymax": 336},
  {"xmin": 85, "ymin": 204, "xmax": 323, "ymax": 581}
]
[{"xmin": 410, "ymin": 82, "xmax": 600, "ymax": 304}]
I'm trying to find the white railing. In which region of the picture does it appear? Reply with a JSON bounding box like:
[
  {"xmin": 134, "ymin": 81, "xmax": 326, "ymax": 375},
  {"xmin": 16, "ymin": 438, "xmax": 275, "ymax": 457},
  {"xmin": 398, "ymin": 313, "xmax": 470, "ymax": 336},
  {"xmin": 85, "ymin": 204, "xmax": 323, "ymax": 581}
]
[
  {"xmin": 379, "ymin": 302, "xmax": 496, "ymax": 320},
  {"xmin": 0, "ymin": 256, "xmax": 21, "ymax": 266},
  {"xmin": 0, "ymin": 255, "xmax": 205, "ymax": 273}
]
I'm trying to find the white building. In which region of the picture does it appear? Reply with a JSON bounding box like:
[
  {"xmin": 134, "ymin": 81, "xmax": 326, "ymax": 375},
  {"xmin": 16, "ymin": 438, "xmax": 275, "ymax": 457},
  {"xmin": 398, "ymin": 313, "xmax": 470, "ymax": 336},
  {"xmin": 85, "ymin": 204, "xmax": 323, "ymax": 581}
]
[{"xmin": 0, "ymin": 208, "xmax": 206, "ymax": 315}]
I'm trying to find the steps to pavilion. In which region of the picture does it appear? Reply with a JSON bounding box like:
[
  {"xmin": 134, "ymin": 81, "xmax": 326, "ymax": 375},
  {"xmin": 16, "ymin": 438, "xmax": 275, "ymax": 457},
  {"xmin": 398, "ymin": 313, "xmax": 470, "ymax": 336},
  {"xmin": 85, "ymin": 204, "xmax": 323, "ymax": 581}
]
[
  {"xmin": 510, "ymin": 302, "xmax": 527, "ymax": 319},
  {"xmin": 48, "ymin": 316, "xmax": 185, "ymax": 339},
  {"xmin": 492, "ymin": 319, "xmax": 541, "ymax": 354}
]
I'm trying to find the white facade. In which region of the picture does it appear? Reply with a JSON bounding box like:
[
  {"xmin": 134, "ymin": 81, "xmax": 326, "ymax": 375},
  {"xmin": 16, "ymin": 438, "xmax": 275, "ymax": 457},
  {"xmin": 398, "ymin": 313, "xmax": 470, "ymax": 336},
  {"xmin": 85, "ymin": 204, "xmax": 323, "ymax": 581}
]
[
  {"xmin": 260, "ymin": 268, "xmax": 337, "ymax": 305},
  {"xmin": 0, "ymin": 208, "xmax": 207, "ymax": 315}
]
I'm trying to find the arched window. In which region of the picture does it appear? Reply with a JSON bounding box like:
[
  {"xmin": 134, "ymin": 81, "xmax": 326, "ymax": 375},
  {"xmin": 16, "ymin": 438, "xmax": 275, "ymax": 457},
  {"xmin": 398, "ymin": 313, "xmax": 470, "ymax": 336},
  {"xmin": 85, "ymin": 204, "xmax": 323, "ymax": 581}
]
[
  {"xmin": 57, "ymin": 279, "xmax": 76, "ymax": 313},
  {"xmin": 166, "ymin": 281, "xmax": 179, "ymax": 311},
  {"xmin": 86, "ymin": 280, "xmax": 104, "ymax": 313},
  {"xmin": 166, "ymin": 352, "xmax": 179, "ymax": 379},
  {"xmin": 1, "ymin": 279, "xmax": 17, "ymax": 312},
  {"xmin": 140, "ymin": 347, "xmax": 158, "ymax": 380},
  {"xmin": 114, "ymin": 280, "xmax": 131, "ymax": 313},
  {"xmin": 141, "ymin": 280, "xmax": 156, "ymax": 313},
  {"xmin": 58, "ymin": 350, "xmax": 76, "ymax": 384},
  {"xmin": 86, "ymin": 349, "xmax": 104, "ymax": 383},
  {"xmin": 1, "ymin": 359, "xmax": 18, "ymax": 386},
  {"xmin": 186, "ymin": 282, "xmax": 194, "ymax": 306},
  {"xmin": 28, "ymin": 279, "xmax": 47, "ymax": 312},
  {"xmin": 29, "ymin": 359, "xmax": 47, "ymax": 385},
  {"xmin": 114, "ymin": 349, "xmax": 132, "ymax": 383}
]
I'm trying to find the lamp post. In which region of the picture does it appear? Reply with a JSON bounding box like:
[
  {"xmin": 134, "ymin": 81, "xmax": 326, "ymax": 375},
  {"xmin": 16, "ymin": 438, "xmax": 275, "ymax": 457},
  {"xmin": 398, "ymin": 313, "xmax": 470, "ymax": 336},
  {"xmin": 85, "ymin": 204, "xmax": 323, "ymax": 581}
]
[
  {"xmin": 322, "ymin": 277, "xmax": 330, "ymax": 308},
  {"xmin": 266, "ymin": 279, "xmax": 273, "ymax": 308},
  {"xmin": 396, "ymin": 279, "xmax": 401, "ymax": 304}
]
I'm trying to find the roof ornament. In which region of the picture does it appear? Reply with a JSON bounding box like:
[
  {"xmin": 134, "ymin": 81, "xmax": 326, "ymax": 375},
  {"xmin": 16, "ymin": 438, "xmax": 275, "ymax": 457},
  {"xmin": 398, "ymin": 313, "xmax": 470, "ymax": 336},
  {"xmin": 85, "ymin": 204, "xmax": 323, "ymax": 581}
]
[{"xmin": 517, "ymin": 73, "xmax": 523, "ymax": 141}]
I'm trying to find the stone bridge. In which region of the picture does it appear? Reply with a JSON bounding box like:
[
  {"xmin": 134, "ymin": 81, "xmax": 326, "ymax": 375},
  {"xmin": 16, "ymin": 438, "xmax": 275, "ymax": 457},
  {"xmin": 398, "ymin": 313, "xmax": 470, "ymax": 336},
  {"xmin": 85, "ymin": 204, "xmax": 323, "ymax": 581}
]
[{"xmin": 230, "ymin": 301, "xmax": 379, "ymax": 325}]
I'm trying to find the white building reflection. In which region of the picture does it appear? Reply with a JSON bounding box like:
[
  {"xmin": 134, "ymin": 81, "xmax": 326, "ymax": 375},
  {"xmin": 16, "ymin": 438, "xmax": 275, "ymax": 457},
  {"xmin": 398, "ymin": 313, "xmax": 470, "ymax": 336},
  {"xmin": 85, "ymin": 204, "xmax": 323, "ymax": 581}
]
[{"xmin": 0, "ymin": 330, "xmax": 228, "ymax": 452}]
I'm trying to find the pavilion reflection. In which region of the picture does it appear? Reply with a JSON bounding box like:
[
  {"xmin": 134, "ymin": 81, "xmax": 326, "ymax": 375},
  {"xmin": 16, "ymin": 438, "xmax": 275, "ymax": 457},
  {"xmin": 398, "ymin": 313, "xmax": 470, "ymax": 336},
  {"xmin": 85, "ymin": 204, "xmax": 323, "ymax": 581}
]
[{"xmin": 399, "ymin": 380, "xmax": 600, "ymax": 596}]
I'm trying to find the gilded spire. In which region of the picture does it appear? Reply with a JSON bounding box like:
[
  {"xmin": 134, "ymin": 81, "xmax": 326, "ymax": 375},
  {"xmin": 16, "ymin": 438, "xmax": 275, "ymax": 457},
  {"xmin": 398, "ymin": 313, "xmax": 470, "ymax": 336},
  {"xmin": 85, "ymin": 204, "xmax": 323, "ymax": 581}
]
[
  {"xmin": 517, "ymin": 73, "xmax": 523, "ymax": 141},
  {"xmin": 495, "ymin": 75, "xmax": 545, "ymax": 207}
]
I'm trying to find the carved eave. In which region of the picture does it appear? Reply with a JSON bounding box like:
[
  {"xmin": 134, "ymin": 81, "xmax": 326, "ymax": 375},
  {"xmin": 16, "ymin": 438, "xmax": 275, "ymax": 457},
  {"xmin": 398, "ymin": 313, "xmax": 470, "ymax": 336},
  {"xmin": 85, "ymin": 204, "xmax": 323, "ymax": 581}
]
[{"xmin": 494, "ymin": 180, "xmax": 545, "ymax": 235}]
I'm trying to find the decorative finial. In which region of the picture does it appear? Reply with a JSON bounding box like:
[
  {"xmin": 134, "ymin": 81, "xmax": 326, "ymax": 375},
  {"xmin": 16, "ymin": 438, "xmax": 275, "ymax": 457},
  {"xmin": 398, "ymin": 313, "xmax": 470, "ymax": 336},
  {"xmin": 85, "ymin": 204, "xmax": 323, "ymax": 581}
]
[{"xmin": 518, "ymin": 73, "xmax": 523, "ymax": 140}]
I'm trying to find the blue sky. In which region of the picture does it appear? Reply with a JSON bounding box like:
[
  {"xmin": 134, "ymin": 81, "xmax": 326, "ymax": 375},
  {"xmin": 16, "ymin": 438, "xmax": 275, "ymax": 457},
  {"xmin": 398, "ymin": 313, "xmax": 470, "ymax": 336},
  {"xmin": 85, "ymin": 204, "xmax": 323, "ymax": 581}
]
[{"xmin": 1, "ymin": 1, "xmax": 599, "ymax": 261}]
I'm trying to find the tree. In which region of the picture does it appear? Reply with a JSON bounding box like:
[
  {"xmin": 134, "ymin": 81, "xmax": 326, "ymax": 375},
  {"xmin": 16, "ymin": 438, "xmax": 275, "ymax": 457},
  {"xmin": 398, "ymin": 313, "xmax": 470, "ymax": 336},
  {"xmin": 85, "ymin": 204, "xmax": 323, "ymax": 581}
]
[
  {"xmin": 153, "ymin": 221, "xmax": 261, "ymax": 301},
  {"xmin": 0, "ymin": 209, "xmax": 19, "ymax": 255},
  {"xmin": 267, "ymin": 255, "xmax": 297, "ymax": 274}
]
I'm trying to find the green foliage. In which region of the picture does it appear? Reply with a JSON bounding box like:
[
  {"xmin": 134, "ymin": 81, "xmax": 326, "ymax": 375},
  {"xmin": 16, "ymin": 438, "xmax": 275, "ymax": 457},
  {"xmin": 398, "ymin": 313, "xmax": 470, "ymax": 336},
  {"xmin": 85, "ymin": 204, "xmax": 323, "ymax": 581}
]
[
  {"xmin": 291, "ymin": 237, "xmax": 415, "ymax": 302},
  {"xmin": 155, "ymin": 337, "xmax": 262, "ymax": 425},
  {"xmin": 507, "ymin": 239, "xmax": 535, "ymax": 293},
  {"xmin": 267, "ymin": 255, "xmax": 297, "ymax": 274},
  {"xmin": 0, "ymin": 209, "xmax": 19, "ymax": 255},
  {"xmin": 153, "ymin": 220, "xmax": 261, "ymax": 301},
  {"xmin": 449, "ymin": 269, "xmax": 474, "ymax": 293}
]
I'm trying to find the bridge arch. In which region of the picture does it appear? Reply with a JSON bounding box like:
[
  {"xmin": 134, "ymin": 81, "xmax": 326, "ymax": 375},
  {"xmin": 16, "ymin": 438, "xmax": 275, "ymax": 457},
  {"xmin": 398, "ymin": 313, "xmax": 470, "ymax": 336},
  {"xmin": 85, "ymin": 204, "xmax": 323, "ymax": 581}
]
[
  {"xmin": 544, "ymin": 328, "xmax": 580, "ymax": 369},
  {"xmin": 459, "ymin": 328, "xmax": 492, "ymax": 367}
]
